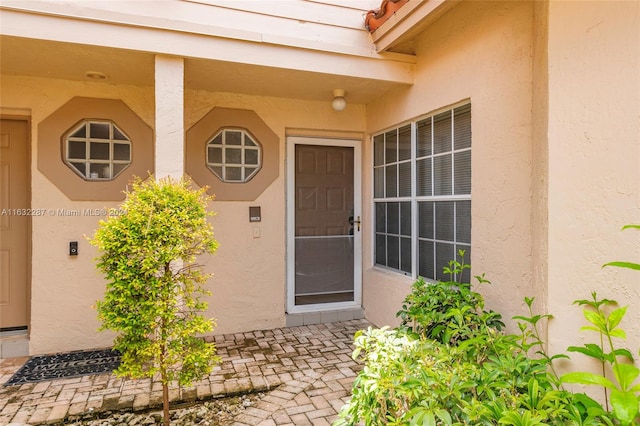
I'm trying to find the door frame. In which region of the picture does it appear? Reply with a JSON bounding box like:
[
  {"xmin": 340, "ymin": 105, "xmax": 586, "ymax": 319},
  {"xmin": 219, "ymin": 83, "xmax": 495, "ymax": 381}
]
[{"xmin": 286, "ymin": 136, "xmax": 362, "ymax": 314}]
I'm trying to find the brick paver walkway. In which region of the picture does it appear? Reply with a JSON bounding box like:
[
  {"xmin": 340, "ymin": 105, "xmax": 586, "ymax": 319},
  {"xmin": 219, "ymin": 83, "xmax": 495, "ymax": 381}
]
[{"xmin": 0, "ymin": 319, "xmax": 369, "ymax": 425}]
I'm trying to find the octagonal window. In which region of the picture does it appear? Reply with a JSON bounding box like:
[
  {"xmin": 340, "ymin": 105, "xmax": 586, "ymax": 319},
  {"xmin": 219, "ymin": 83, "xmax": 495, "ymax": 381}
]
[
  {"xmin": 206, "ymin": 129, "xmax": 262, "ymax": 182},
  {"xmin": 64, "ymin": 120, "xmax": 131, "ymax": 180}
]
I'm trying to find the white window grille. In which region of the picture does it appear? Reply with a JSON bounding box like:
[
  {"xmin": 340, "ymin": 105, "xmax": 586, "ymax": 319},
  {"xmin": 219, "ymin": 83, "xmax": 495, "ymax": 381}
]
[
  {"xmin": 206, "ymin": 129, "xmax": 261, "ymax": 182},
  {"xmin": 64, "ymin": 120, "xmax": 131, "ymax": 180},
  {"xmin": 373, "ymin": 103, "xmax": 472, "ymax": 281}
]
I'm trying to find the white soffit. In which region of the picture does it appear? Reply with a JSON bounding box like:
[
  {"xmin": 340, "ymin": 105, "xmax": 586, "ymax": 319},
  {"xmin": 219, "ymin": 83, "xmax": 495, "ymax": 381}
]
[{"xmin": 0, "ymin": 0, "xmax": 415, "ymax": 84}]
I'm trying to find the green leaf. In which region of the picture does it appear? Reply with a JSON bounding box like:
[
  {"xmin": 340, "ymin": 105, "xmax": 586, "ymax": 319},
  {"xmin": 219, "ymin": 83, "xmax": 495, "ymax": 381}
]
[
  {"xmin": 613, "ymin": 363, "xmax": 640, "ymax": 391},
  {"xmin": 607, "ymin": 306, "xmax": 628, "ymax": 331},
  {"xmin": 549, "ymin": 353, "xmax": 570, "ymax": 361},
  {"xmin": 573, "ymin": 392, "xmax": 606, "ymax": 411},
  {"xmin": 612, "ymin": 348, "xmax": 635, "ymax": 362},
  {"xmin": 567, "ymin": 344, "xmax": 607, "ymax": 361},
  {"xmin": 561, "ymin": 372, "xmax": 616, "ymax": 389},
  {"xmin": 583, "ymin": 309, "xmax": 606, "ymax": 330},
  {"xmin": 435, "ymin": 409, "xmax": 452, "ymax": 425},
  {"xmin": 609, "ymin": 328, "xmax": 627, "ymax": 339},
  {"xmin": 421, "ymin": 412, "xmax": 436, "ymax": 426},
  {"xmin": 513, "ymin": 315, "xmax": 537, "ymax": 325},
  {"xmin": 580, "ymin": 325, "xmax": 603, "ymax": 333},
  {"xmin": 610, "ymin": 389, "xmax": 639, "ymax": 425},
  {"xmin": 603, "ymin": 261, "xmax": 640, "ymax": 271},
  {"xmin": 621, "ymin": 224, "xmax": 640, "ymax": 231}
]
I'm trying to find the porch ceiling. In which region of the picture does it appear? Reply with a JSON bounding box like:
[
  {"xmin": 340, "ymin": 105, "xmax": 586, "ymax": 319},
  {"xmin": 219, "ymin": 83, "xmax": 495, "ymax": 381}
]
[
  {"xmin": 0, "ymin": 0, "xmax": 418, "ymax": 105},
  {"xmin": 1, "ymin": 35, "xmax": 407, "ymax": 104}
]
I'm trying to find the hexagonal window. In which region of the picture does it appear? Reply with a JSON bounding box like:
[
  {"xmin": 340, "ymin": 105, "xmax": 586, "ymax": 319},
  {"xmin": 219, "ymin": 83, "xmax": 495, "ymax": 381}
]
[
  {"xmin": 64, "ymin": 120, "xmax": 131, "ymax": 180},
  {"xmin": 206, "ymin": 129, "xmax": 262, "ymax": 182}
]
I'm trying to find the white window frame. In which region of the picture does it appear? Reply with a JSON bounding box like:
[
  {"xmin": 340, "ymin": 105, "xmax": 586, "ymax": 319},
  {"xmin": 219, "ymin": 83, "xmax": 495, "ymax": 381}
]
[
  {"xmin": 372, "ymin": 101, "xmax": 472, "ymax": 281},
  {"xmin": 206, "ymin": 128, "xmax": 262, "ymax": 183},
  {"xmin": 64, "ymin": 120, "xmax": 131, "ymax": 181}
]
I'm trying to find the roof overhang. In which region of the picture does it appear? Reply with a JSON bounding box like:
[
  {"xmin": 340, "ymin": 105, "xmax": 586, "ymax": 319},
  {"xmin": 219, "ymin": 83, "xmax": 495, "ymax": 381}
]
[
  {"xmin": 369, "ymin": 0, "xmax": 461, "ymax": 54},
  {"xmin": 0, "ymin": 1, "xmax": 419, "ymax": 104}
]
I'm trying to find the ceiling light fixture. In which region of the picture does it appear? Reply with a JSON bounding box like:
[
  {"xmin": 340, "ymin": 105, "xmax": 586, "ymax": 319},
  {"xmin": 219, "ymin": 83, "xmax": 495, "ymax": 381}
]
[
  {"xmin": 85, "ymin": 71, "xmax": 109, "ymax": 80},
  {"xmin": 332, "ymin": 89, "xmax": 347, "ymax": 111}
]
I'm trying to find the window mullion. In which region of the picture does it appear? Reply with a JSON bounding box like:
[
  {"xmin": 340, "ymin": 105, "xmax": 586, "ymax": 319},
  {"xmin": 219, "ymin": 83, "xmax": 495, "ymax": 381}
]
[
  {"xmin": 382, "ymin": 133, "xmax": 387, "ymax": 198},
  {"xmin": 411, "ymin": 121, "xmax": 417, "ymax": 279},
  {"xmin": 395, "ymin": 128, "xmax": 400, "ymax": 197},
  {"xmin": 85, "ymin": 123, "xmax": 90, "ymax": 177},
  {"xmin": 221, "ymin": 131, "xmax": 226, "ymax": 181},
  {"xmin": 451, "ymin": 109, "xmax": 455, "ymax": 196},
  {"xmin": 430, "ymin": 116, "xmax": 435, "ymax": 197},
  {"xmin": 451, "ymin": 110, "xmax": 457, "ymax": 278},
  {"xmin": 384, "ymin": 203, "xmax": 390, "ymax": 269}
]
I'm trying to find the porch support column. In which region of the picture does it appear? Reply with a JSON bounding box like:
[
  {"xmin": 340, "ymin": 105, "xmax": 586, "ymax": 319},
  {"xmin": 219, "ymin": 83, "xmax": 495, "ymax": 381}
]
[{"xmin": 154, "ymin": 55, "xmax": 184, "ymax": 179}]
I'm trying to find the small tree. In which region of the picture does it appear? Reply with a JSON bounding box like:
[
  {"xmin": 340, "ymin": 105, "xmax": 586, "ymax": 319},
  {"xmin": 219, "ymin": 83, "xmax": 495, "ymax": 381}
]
[{"xmin": 91, "ymin": 177, "xmax": 220, "ymax": 426}]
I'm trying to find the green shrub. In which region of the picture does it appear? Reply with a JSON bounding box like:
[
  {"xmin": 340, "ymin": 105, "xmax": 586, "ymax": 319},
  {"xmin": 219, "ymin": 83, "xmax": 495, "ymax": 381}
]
[
  {"xmin": 337, "ymin": 245, "xmax": 640, "ymax": 425},
  {"xmin": 335, "ymin": 325, "xmax": 581, "ymax": 425},
  {"xmin": 396, "ymin": 250, "xmax": 504, "ymax": 347},
  {"xmin": 336, "ymin": 326, "xmax": 479, "ymax": 425},
  {"xmin": 91, "ymin": 177, "xmax": 220, "ymax": 426},
  {"xmin": 339, "ymin": 253, "xmax": 577, "ymax": 425}
]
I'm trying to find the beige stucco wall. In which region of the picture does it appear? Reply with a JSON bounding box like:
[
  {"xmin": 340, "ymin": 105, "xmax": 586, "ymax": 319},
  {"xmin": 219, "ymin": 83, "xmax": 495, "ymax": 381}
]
[
  {"xmin": 1, "ymin": 76, "xmax": 155, "ymax": 355},
  {"xmin": 363, "ymin": 0, "xmax": 640, "ymax": 388},
  {"xmin": 185, "ymin": 90, "xmax": 366, "ymax": 337},
  {"xmin": 363, "ymin": 1, "xmax": 536, "ymax": 329},
  {"xmin": 545, "ymin": 0, "xmax": 640, "ymax": 375},
  {"xmin": 0, "ymin": 75, "xmax": 365, "ymax": 355}
]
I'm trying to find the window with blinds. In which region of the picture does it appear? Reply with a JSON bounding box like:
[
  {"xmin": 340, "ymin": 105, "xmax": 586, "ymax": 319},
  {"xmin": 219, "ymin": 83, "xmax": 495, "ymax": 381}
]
[{"xmin": 373, "ymin": 103, "xmax": 471, "ymax": 281}]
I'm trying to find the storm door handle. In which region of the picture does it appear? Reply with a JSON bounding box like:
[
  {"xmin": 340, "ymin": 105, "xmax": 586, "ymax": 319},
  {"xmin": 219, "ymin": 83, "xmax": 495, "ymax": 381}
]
[{"xmin": 348, "ymin": 215, "xmax": 361, "ymax": 232}]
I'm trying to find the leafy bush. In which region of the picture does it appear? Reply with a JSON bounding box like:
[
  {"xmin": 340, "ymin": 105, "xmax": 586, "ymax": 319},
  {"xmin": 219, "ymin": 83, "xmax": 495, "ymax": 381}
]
[
  {"xmin": 396, "ymin": 250, "xmax": 504, "ymax": 347},
  {"xmin": 336, "ymin": 326, "xmax": 479, "ymax": 425},
  {"xmin": 91, "ymin": 177, "xmax": 220, "ymax": 426},
  {"xmin": 335, "ymin": 325, "xmax": 583, "ymax": 425},
  {"xmin": 339, "ymin": 252, "xmax": 579, "ymax": 425},
  {"xmin": 338, "ymin": 240, "xmax": 640, "ymax": 425}
]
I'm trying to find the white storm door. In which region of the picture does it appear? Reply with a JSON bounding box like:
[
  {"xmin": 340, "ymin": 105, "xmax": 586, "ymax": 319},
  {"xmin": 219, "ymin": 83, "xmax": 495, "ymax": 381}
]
[{"xmin": 286, "ymin": 137, "xmax": 362, "ymax": 313}]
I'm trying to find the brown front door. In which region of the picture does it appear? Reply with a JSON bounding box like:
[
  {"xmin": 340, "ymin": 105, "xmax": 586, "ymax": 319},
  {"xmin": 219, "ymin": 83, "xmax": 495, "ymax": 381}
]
[
  {"xmin": 294, "ymin": 144, "xmax": 355, "ymax": 305},
  {"xmin": 0, "ymin": 119, "xmax": 30, "ymax": 331}
]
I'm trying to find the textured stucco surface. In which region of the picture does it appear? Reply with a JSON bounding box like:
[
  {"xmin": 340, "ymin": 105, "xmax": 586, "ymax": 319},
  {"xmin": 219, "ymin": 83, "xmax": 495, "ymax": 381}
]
[
  {"xmin": 185, "ymin": 90, "xmax": 366, "ymax": 338},
  {"xmin": 545, "ymin": 0, "xmax": 640, "ymax": 375},
  {"xmin": 362, "ymin": 1, "xmax": 640, "ymax": 388},
  {"xmin": 1, "ymin": 77, "xmax": 154, "ymax": 355},
  {"xmin": 0, "ymin": 75, "xmax": 365, "ymax": 355},
  {"xmin": 155, "ymin": 55, "xmax": 184, "ymax": 179},
  {"xmin": 363, "ymin": 1, "xmax": 536, "ymax": 330}
]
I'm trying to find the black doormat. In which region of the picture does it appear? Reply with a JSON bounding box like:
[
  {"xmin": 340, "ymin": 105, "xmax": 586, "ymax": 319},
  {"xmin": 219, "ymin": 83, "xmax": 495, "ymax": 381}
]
[{"xmin": 4, "ymin": 348, "xmax": 120, "ymax": 386}]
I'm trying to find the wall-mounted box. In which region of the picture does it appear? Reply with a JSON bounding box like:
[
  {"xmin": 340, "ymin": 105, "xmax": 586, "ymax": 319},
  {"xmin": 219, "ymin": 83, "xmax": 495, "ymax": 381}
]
[{"xmin": 249, "ymin": 206, "xmax": 261, "ymax": 222}]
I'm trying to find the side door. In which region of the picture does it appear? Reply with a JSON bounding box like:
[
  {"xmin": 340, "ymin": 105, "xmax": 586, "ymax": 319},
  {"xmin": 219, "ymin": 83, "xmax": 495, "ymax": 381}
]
[{"xmin": 0, "ymin": 119, "xmax": 30, "ymax": 331}]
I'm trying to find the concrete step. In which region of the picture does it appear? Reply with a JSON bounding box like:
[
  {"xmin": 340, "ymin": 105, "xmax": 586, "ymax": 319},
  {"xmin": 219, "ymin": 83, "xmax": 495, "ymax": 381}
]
[
  {"xmin": 0, "ymin": 331, "xmax": 29, "ymax": 358},
  {"xmin": 285, "ymin": 307, "xmax": 365, "ymax": 327}
]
